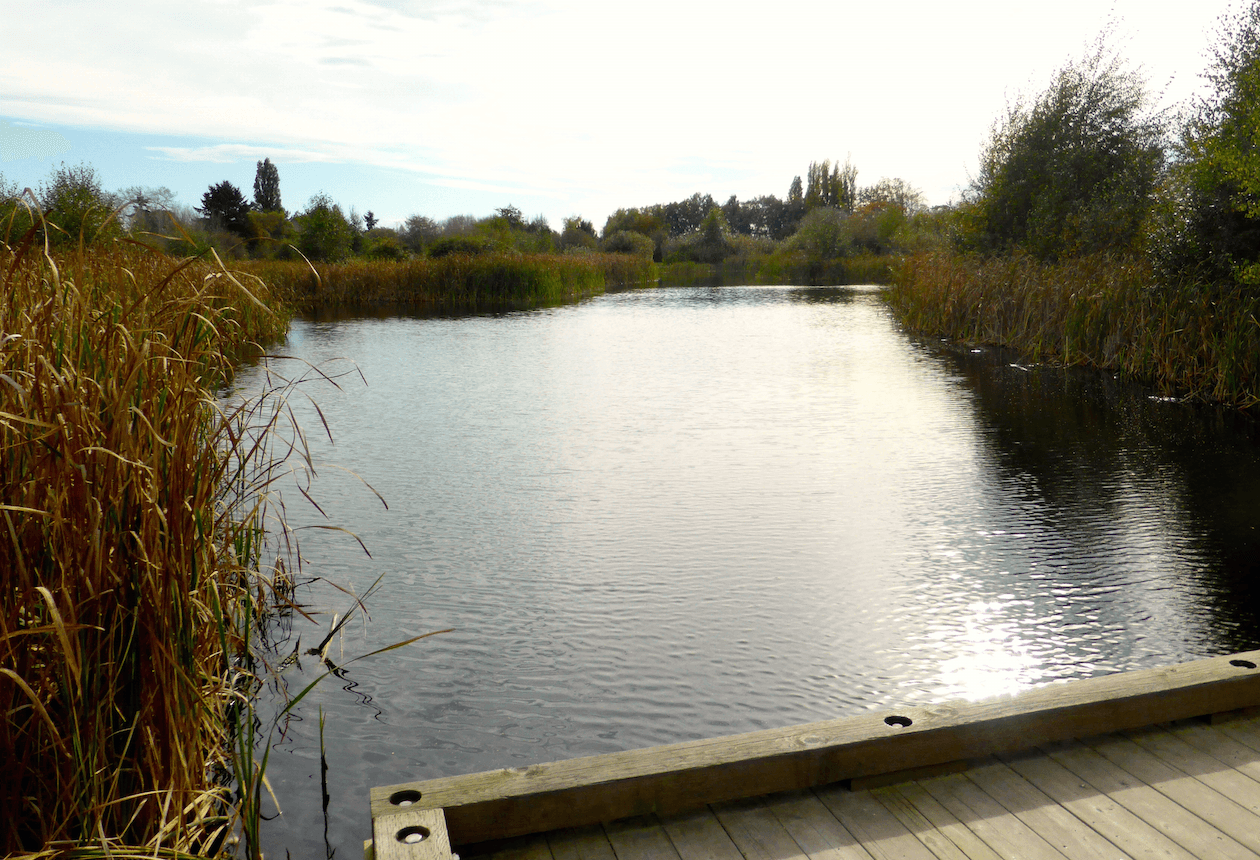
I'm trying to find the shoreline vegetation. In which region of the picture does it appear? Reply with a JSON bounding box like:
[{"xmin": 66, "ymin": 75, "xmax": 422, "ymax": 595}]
[
  {"xmin": 890, "ymin": 251, "xmax": 1260, "ymax": 410},
  {"xmin": 0, "ymin": 239, "xmax": 301, "ymax": 858},
  {"xmin": 243, "ymin": 251, "xmax": 656, "ymax": 313}
]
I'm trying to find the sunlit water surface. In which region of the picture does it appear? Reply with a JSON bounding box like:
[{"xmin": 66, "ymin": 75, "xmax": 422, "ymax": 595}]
[{"xmin": 228, "ymin": 285, "xmax": 1260, "ymax": 858}]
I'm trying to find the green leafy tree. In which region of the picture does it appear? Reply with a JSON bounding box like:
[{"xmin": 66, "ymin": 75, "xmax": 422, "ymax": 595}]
[
  {"xmin": 253, "ymin": 158, "xmax": 283, "ymax": 213},
  {"xmin": 965, "ymin": 36, "xmax": 1165, "ymax": 260},
  {"xmin": 400, "ymin": 214, "xmax": 439, "ymax": 253},
  {"xmin": 295, "ymin": 192, "xmax": 354, "ymax": 262},
  {"xmin": 1156, "ymin": 2, "xmax": 1260, "ymax": 287},
  {"xmin": 559, "ymin": 216, "xmax": 598, "ymax": 251},
  {"xmin": 245, "ymin": 209, "xmax": 296, "ymax": 257},
  {"xmin": 39, "ymin": 162, "xmax": 121, "ymax": 245},
  {"xmin": 859, "ymin": 177, "xmax": 924, "ymax": 216},
  {"xmin": 362, "ymin": 227, "xmax": 404, "ymax": 259},
  {"xmin": 198, "ymin": 180, "xmax": 253, "ymax": 238},
  {"xmin": 805, "ymin": 158, "xmax": 857, "ymax": 212},
  {"xmin": 787, "ymin": 175, "xmax": 804, "ymax": 204},
  {"xmin": 665, "ymin": 206, "xmax": 734, "ymax": 263},
  {"xmin": 784, "ymin": 207, "xmax": 855, "ymax": 262}
]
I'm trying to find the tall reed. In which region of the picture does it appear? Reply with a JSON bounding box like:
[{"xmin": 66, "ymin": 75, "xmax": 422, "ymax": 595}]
[
  {"xmin": 890, "ymin": 250, "xmax": 1259, "ymax": 408},
  {"xmin": 0, "ymin": 237, "xmax": 297, "ymax": 856},
  {"xmin": 242, "ymin": 252, "xmax": 656, "ymax": 312}
]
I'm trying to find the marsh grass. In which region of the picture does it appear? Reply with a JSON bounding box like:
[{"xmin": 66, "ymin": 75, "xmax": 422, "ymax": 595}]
[
  {"xmin": 243, "ymin": 252, "xmax": 656, "ymax": 312},
  {"xmin": 891, "ymin": 250, "xmax": 1260, "ymax": 408},
  {"xmin": 0, "ymin": 229, "xmax": 308, "ymax": 857},
  {"xmin": 657, "ymin": 253, "xmax": 898, "ymax": 287}
]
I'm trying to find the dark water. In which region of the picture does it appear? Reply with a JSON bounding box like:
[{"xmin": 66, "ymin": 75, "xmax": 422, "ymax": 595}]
[{"xmin": 228, "ymin": 285, "xmax": 1260, "ymax": 858}]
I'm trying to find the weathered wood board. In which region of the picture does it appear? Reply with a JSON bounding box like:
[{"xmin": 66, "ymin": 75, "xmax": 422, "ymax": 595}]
[{"xmin": 371, "ymin": 650, "xmax": 1260, "ymax": 849}]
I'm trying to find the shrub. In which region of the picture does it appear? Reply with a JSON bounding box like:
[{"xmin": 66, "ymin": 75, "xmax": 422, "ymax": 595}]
[
  {"xmin": 601, "ymin": 229, "xmax": 654, "ymax": 257},
  {"xmin": 38, "ymin": 162, "xmax": 122, "ymax": 246},
  {"xmin": 1155, "ymin": 2, "xmax": 1260, "ymax": 289},
  {"xmin": 295, "ymin": 192, "xmax": 354, "ymax": 262},
  {"xmin": 964, "ymin": 35, "xmax": 1165, "ymax": 260},
  {"xmin": 428, "ymin": 234, "xmax": 490, "ymax": 257}
]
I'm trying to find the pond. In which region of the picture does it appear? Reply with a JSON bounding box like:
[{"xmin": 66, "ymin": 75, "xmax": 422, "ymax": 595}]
[{"xmin": 231, "ymin": 284, "xmax": 1260, "ymax": 858}]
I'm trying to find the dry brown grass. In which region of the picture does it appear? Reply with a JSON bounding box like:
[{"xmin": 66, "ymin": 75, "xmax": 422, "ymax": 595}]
[
  {"xmin": 0, "ymin": 235, "xmax": 297, "ymax": 857},
  {"xmin": 240, "ymin": 252, "xmax": 656, "ymax": 312},
  {"xmin": 890, "ymin": 250, "xmax": 1260, "ymax": 408}
]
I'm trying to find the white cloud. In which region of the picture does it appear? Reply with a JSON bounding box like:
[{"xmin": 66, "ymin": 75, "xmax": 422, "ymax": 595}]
[
  {"xmin": 0, "ymin": 0, "xmax": 1242, "ymax": 224},
  {"xmin": 0, "ymin": 120, "xmax": 72, "ymax": 162}
]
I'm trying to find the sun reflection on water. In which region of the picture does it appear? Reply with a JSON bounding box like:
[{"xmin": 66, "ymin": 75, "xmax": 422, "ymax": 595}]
[{"xmin": 930, "ymin": 599, "xmax": 1042, "ymax": 701}]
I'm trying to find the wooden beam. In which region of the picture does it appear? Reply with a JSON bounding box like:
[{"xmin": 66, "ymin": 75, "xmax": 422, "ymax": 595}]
[
  {"xmin": 372, "ymin": 807, "xmax": 452, "ymax": 860},
  {"xmin": 371, "ymin": 650, "xmax": 1260, "ymax": 847}
]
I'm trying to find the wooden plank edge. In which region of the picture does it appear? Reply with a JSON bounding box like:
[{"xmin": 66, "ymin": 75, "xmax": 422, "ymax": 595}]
[
  {"xmin": 371, "ymin": 649, "xmax": 1260, "ymax": 847},
  {"xmin": 372, "ymin": 807, "xmax": 453, "ymax": 860}
]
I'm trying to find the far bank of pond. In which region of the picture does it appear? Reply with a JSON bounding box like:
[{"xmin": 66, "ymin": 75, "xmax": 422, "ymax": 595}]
[{"xmin": 232, "ymin": 284, "xmax": 1260, "ymax": 860}]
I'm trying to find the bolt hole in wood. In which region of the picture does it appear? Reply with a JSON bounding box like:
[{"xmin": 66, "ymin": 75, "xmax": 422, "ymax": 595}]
[
  {"xmin": 1231, "ymin": 659, "xmax": 1258, "ymax": 669},
  {"xmin": 390, "ymin": 789, "xmax": 422, "ymax": 807},
  {"xmin": 884, "ymin": 715, "xmax": 913, "ymax": 727},
  {"xmin": 396, "ymin": 826, "xmax": 430, "ymax": 844}
]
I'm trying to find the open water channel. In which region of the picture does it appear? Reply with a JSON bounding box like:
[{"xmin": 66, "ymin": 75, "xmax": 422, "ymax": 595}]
[{"xmin": 230, "ymin": 284, "xmax": 1260, "ymax": 858}]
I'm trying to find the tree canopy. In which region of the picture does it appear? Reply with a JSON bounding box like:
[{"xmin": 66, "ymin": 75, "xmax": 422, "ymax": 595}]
[
  {"xmin": 253, "ymin": 158, "xmax": 283, "ymax": 213},
  {"xmin": 1156, "ymin": 2, "xmax": 1260, "ymax": 287},
  {"xmin": 965, "ymin": 37, "xmax": 1165, "ymax": 260},
  {"xmin": 198, "ymin": 180, "xmax": 253, "ymax": 238}
]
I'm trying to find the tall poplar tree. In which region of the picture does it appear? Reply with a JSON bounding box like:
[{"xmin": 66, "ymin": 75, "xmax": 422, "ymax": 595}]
[{"xmin": 253, "ymin": 158, "xmax": 283, "ymax": 213}]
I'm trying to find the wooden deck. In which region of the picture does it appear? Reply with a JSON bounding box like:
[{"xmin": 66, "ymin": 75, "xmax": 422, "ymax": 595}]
[
  {"xmin": 459, "ymin": 712, "xmax": 1260, "ymax": 860},
  {"xmin": 367, "ymin": 652, "xmax": 1260, "ymax": 860}
]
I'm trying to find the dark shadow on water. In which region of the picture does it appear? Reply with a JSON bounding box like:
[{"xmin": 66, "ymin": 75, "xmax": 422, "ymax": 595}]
[{"xmin": 935, "ymin": 342, "xmax": 1260, "ymax": 655}]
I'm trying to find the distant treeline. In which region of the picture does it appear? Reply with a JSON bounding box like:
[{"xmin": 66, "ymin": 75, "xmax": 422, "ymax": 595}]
[{"xmin": 1, "ymin": 153, "xmax": 946, "ymax": 296}]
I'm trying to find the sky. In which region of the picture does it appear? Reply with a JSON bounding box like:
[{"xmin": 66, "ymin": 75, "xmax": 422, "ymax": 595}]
[{"xmin": 0, "ymin": 0, "xmax": 1246, "ymax": 232}]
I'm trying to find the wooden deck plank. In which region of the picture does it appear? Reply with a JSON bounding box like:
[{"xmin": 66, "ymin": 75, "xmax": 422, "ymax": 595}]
[
  {"xmin": 962, "ymin": 759, "xmax": 1127, "ymax": 860},
  {"xmin": 814, "ymin": 784, "xmax": 940, "ymax": 860},
  {"xmin": 1214, "ymin": 719, "xmax": 1260, "ymax": 757},
  {"xmin": 712, "ymin": 796, "xmax": 810, "ymax": 860},
  {"xmin": 661, "ymin": 807, "xmax": 746, "ymax": 860},
  {"xmin": 465, "ymin": 835, "xmax": 556, "ymax": 860},
  {"xmin": 998, "ymin": 748, "xmax": 1198, "ymax": 860},
  {"xmin": 1044, "ymin": 740, "xmax": 1260, "ymax": 860},
  {"xmin": 602, "ymin": 815, "xmax": 683, "ymax": 860},
  {"xmin": 761, "ymin": 790, "xmax": 875, "ymax": 860},
  {"xmin": 546, "ymin": 825, "xmax": 618, "ymax": 860},
  {"xmin": 916, "ymin": 773, "xmax": 1067, "ymax": 860},
  {"xmin": 1124, "ymin": 724, "xmax": 1260, "ymax": 815},
  {"xmin": 870, "ymin": 784, "xmax": 991, "ymax": 860},
  {"xmin": 1169, "ymin": 720, "xmax": 1260, "ymax": 782},
  {"xmin": 1087, "ymin": 733, "xmax": 1260, "ymax": 855}
]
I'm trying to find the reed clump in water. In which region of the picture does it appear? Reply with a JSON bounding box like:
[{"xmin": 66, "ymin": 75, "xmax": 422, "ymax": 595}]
[
  {"xmin": 0, "ymin": 234, "xmax": 295, "ymax": 856},
  {"xmin": 241, "ymin": 252, "xmax": 656, "ymax": 311},
  {"xmin": 890, "ymin": 250, "xmax": 1260, "ymax": 408}
]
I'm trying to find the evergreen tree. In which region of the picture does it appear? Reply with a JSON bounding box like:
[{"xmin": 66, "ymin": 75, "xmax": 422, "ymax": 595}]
[
  {"xmin": 198, "ymin": 181, "xmax": 253, "ymax": 237},
  {"xmin": 253, "ymin": 158, "xmax": 283, "ymax": 213}
]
